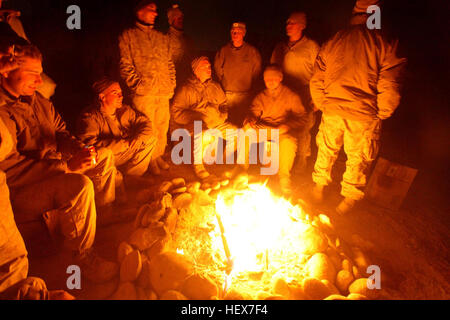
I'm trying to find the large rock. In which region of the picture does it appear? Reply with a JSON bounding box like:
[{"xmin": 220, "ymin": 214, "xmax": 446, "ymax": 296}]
[
  {"xmin": 160, "ymin": 290, "xmax": 188, "ymax": 300},
  {"xmin": 298, "ymin": 227, "xmax": 328, "ymax": 255},
  {"xmin": 158, "ymin": 181, "xmax": 173, "ymax": 193},
  {"xmin": 324, "ymin": 294, "xmax": 348, "ymax": 300},
  {"xmin": 161, "ymin": 207, "xmax": 178, "ymax": 234},
  {"xmin": 351, "ymin": 247, "xmax": 371, "ymax": 271},
  {"xmin": 347, "ymin": 293, "xmax": 369, "ymax": 300},
  {"xmin": 304, "ymin": 253, "xmax": 337, "ymax": 283},
  {"xmin": 136, "ymin": 259, "xmax": 152, "ymax": 289},
  {"xmin": 302, "ymin": 278, "xmax": 332, "ymax": 300},
  {"xmin": 348, "ymin": 278, "xmax": 380, "ymax": 299},
  {"xmin": 288, "ymin": 282, "xmax": 306, "ymax": 300},
  {"xmin": 111, "ymin": 282, "xmax": 137, "ymax": 300},
  {"xmin": 128, "ymin": 225, "xmax": 169, "ymax": 251},
  {"xmin": 336, "ymin": 270, "xmax": 354, "ymax": 294},
  {"xmin": 117, "ymin": 241, "xmax": 133, "ymax": 264},
  {"xmin": 120, "ymin": 250, "xmax": 142, "ymax": 282},
  {"xmin": 143, "ymin": 232, "xmax": 172, "ymax": 260},
  {"xmin": 321, "ymin": 280, "xmax": 340, "ymax": 296},
  {"xmin": 181, "ymin": 273, "xmax": 218, "ymax": 300},
  {"xmin": 173, "ymin": 193, "xmax": 193, "ymax": 209},
  {"xmin": 148, "ymin": 252, "xmax": 194, "ymax": 296},
  {"xmin": 325, "ymin": 246, "xmax": 342, "ymax": 270},
  {"xmin": 271, "ymin": 277, "xmax": 290, "ymax": 298}
]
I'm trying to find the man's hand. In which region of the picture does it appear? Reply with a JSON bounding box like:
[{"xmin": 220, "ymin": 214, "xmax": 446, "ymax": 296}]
[
  {"xmin": 67, "ymin": 149, "xmax": 96, "ymax": 172},
  {"xmin": 203, "ymin": 106, "xmax": 226, "ymax": 128}
]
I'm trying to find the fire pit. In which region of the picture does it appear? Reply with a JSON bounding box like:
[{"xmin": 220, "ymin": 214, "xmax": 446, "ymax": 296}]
[{"xmin": 111, "ymin": 175, "xmax": 380, "ymax": 300}]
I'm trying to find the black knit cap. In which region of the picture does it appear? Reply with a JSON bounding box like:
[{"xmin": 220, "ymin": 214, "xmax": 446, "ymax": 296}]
[{"xmin": 134, "ymin": 0, "xmax": 157, "ymax": 13}]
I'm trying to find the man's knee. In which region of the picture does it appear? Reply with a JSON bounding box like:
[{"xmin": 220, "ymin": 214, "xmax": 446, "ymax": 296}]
[{"xmin": 64, "ymin": 173, "xmax": 95, "ymax": 196}]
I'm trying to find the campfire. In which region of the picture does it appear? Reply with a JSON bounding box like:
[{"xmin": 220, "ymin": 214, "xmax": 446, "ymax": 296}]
[{"xmin": 112, "ymin": 175, "xmax": 379, "ymax": 300}]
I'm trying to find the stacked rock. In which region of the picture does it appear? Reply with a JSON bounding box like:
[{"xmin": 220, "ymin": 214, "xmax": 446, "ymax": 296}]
[{"xmin": 109, "ymin": 175, "xmax": 380, "ymax": 300}]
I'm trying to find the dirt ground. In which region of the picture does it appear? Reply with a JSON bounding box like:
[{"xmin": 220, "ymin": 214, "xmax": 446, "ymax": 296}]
[{"xmin": 24, "ymin": 156, "xmax": 450, "ymax": 300}]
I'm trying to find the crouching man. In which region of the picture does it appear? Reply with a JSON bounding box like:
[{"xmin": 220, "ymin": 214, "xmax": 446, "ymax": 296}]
[
  {"xmin": 244, "ymin": 65, "xmax": 307, "ymax": 196},
  {"xmin": 77, "ymin": 78, "xmax": 157, "ymax": 178},
  {"xmin": 0, "ymin": 44, "xmax": 118, "ymax": 283},
  {"xmin": 171, "ymin": 56, "xmax": 238, "ymax": 180}
]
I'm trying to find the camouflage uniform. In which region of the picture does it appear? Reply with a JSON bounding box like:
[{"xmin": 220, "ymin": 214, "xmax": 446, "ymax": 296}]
[
  {"xmin": 119, "ymin": 21, "xmax": 176, "ymax": 161},
  {"xmin": 310, "ymin": 24, "xmax": 406, "ymax": 200},
  {"xmin": 0, "ymin": 116, "xmax": 27, "ymax": 296},
  {"xmin": 76, "ymin": 104, "xmax": 157, "ymax": 177},
  {"xmin": 271, "ymin": 35, "xmax": 320, "ymax": 167}
]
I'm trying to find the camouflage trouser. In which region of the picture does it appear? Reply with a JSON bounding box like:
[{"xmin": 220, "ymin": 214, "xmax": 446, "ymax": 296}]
[
  {"xmin": 312, "ymin": 113, "xmax": 381, "ymax": 200},
  {"xmin": 0, "ymin": 171, "xmax": 28, "ymax": 294},
  {"xmin": 114, "ymin": 138, "xmax": 157, "ymax": 176},
  {"xmin": 132, "ymin": 95, "xmax": 171, "ymax": 160},
  {"xmin": 10, "ymin": 173, "xmax": 96, "ymax": 254}
]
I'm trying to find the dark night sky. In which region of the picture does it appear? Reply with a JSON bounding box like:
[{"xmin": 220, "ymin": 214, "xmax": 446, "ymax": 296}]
[{"xmin": 3, "ymin": 0, "xmax": 450, "ymax": 196}]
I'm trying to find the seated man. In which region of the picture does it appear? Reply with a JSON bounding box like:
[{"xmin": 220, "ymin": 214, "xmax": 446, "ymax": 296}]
[
  {"xmin": 0, "ymin": 44, "xmax": 118, "ymax": 283},
  {"xmin": 244, "ymin": 65, "xmax": 307, "ymax": 195},
  {"xmin": 0, "ymin": 44, "xmax": 120, "ymax": 211},
  {"xmin": 76, "ymin": 78, "xmax": 156, "ymax": 178},
  {"xmin": 171, "ymin": 56, "xmax": 237, "ymax": 180}
]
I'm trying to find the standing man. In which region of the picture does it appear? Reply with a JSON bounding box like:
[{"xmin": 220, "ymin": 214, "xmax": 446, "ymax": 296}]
[
  {"xmin": 214, "ymin": 22, "xmax": 262, "ymax": 126},
  {"xmin": 167, "ymin": 4, "xmax": 195, "ymax": 87},
  {"xmin": 119, "ymin": 0, "xmax": 176, "ymax": 175},
  {"xmin": 310, "ymin": 2, "xmax": 406, "ymax": 214},
  {"xmin": 271, "ymin": 11, "xmax": 319, "ymax": 173}
]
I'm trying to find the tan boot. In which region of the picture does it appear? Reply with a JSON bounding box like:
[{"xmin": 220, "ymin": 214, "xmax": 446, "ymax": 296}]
[
  {"xmin": 194, "ymin": 164, "xmax": 210, "ymax": 180},
  {"xmin": 76, "ymin": 249, "xmax": 118, "ymax": 284},
  {"xmin": 311, "ymin": 184, "xmax": 324, "ymax": 203},
  {"xmin": 336, "ymin": 198, "xmax": 357, "ymax": 215}
]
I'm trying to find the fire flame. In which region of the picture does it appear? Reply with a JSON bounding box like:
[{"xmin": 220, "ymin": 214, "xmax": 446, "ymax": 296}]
[{"xmin": 213, "ymin": 183, "xmax": 310, "ymax": 279}]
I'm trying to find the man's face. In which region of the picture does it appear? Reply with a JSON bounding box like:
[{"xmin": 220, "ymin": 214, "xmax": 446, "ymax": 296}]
[
  {"xmin": 3, "ymin": 57, "xmax": 43, "ymax": 96},
  {"xmin": 194, "ymin": 60, "xmax": 212, "ymax": 81},
  {"xmin": 286, "ymin": 17, "xmax": 305, "ymax": 38},
  {"xmin": 230, "ymin": 27, "xmax": 245, "ymax": 44},
  {"xmin": 100, "ymin": 83, "xmax": 123, "ymax": 113},
  {"xmin": 172, "ymin": 11, "xmax": 184, "ymax": 30},
  {"xmin": 137, "ymin": 3, "xmax": 158, "ymax": 25},
  {"xmin": 264, "ymin": 72, "xmax": 282, "ymax": 90}
]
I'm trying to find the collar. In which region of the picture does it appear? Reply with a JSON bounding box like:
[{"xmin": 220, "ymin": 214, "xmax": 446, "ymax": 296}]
[
  {"xmin": 265, "ymin": 84, "xmax": 283, "ymax": 97},
  {"xmin": 287, "ymin": 34, "xmax": 306, "ymax": 49},
  {"xmin": 0, "ymin": 85, "xmax": 34, "ymax": 105},
  {"xmin": 229, "ymin": 41, "xmax": 246, "ymax": 50},
  {"xmin": 135, "ymin": 20, "xmax": 154, "ymax": 32}
]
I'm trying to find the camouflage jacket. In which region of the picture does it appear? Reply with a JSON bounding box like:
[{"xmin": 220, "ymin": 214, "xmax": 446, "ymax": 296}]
[{"xmin": 119, "ymin": 21, "xmax": 176, "ymax": 97}]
